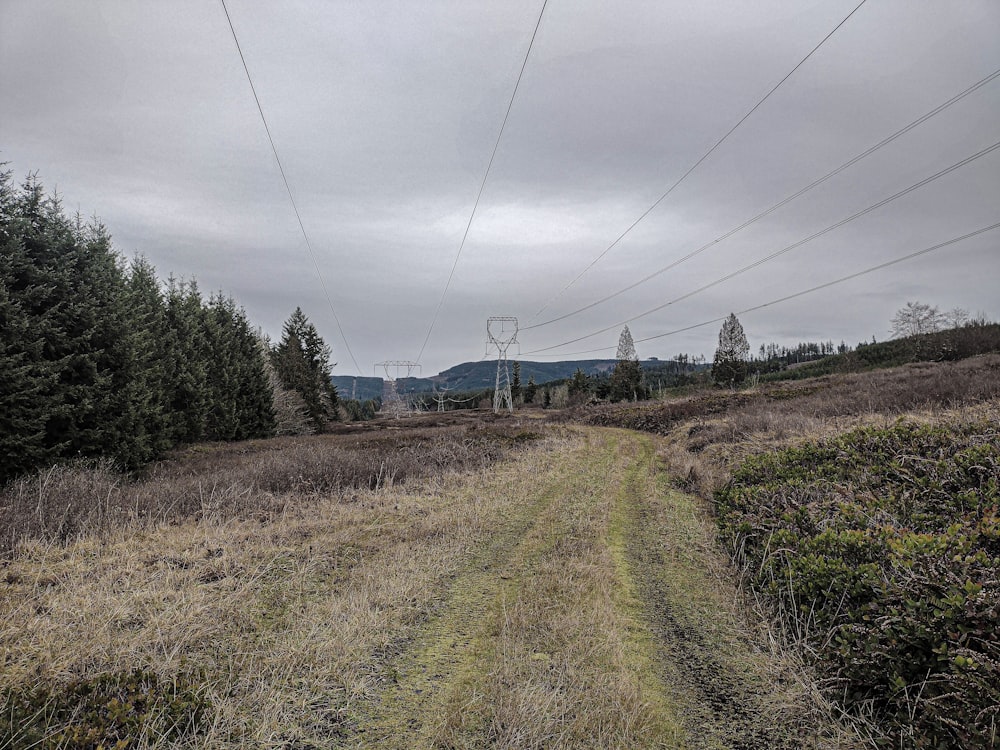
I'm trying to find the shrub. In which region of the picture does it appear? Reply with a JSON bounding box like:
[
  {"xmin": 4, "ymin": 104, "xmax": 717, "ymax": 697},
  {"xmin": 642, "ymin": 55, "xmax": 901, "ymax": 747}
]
[
  {"xmin": 1, "ymin": 669, "xmax": 209, "ymax": 748},
  {"xmin": 716, "ymin": 419, "xmax": 1000, "ymax": 747}
]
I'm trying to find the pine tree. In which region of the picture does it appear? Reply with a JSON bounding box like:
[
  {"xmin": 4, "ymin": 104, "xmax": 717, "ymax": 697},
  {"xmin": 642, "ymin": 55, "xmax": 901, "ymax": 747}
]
[
  {"xmin": 71, "ymin": 217, "xmax": 132, "ymax": 462},
  {"xmin": 712, "ymin": 313, "xmax": 750, "ymax": 388},
  {"xmin": 567, "ymin": 368, "xmax": 590, "ymax": 402},
  {"xmin": 225, "ymin": 306, "xmax": 275, "ymax": 440},
  {"xmin": 0, "ymin": 170, "xmax": 51, "ymax": 483},
  {"xmin": 511, "ymin": 361, "xmax": 522, "ymax": 403},
  {"xmin": 119, "ymin": 256, "xmax": 171, "ymax": 465},
  {"xmin": 0, "ymin": 170, "xmax": 281, "ymax": 484},
  {"xmin": 162, "ymin": 279, "xmax": 210, "ymax": 444},
  {"xmin": 524, "ymin": 375, "xmax": 537, "ymax": 404},
  {"xmin": 610, "ymin": 325, "xmax": 645, "ymax": 402},
  {"xmin": 6, "ymin": 177, "xmax": 130, "ymax": 464},
  {"xmin": 272, "ymin": 308, "xmax": 338, "ymax": 432}
]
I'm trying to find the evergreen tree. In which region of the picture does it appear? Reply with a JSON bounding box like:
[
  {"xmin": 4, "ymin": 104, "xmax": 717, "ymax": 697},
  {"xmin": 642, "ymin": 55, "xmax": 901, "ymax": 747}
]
[
  {"xmin": 713, "ymin": 313, "xmax": 750, "ymax": 388},
  {"xmin": 71, "ymin": 217, "xmax": 132, "ymax": 461},
  {"xmin": 119, "ymin": 256, "xmax": 171, "ymax": 466},
  {"xmin": 272, "ymin": 308, "xmax": 338, "ymax": 432},
  {"xmin": 162, "ymin": 279, "xmax": 210, "ymax": 444},
  {"xmin": 203, "ymin": 294, "xmax": 243, "ymax": 440},
  {"xmin": 225, "ymin": 307, "xmax": 275, "ymax": 440},
  {"xmin": 0, "ymin": 170, "xmax": 278, "ymax": 483},
  {"xmin": 524, "ymin": 375, "xmax": 537, "ymax": 404},
  {"xmin": 511, "ymin": 361, "xmax": 522, "ymax": 403},
  {"xmin": 610, "ymin": 325, "xmax": 645, "ymax": 402},
  {"xmin": 7, "ymin": 176, "xmax": 129, "ymax": 463},
  {"xmin": 567, "ymin": 368, "xmax": 590, "ymax": 403},
  {"xmin": 0, "ymin": 170, "xmax": 51, "ymax": 482}
]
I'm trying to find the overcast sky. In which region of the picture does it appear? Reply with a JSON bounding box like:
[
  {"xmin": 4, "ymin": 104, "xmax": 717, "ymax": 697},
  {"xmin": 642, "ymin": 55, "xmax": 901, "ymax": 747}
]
[{"xmin": 2, "ymin": 1, "xmax": 998, "ymax": 376}]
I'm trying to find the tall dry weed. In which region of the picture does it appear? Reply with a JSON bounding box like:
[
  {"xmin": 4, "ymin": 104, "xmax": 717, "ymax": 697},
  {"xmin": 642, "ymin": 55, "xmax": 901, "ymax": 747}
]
[{"xmin": 0, "ymin": 424, "xmax": 536, "ymax": 556}]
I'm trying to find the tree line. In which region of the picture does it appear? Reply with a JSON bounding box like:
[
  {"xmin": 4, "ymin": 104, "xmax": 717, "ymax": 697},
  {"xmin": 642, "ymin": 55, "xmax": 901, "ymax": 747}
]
[{"xmin": 1, "ymin": 171, "xmax": 342, "ymax": 486}]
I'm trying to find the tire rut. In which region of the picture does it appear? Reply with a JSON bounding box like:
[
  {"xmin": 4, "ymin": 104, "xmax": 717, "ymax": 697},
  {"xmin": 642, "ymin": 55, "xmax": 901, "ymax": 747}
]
[
  {"xmin": 345, "ymin": 441, "xmax": 594, "ymax": 748},
  {"xmin": 617, "ymin": 433, "xmax": 783, "ymax": 750}
]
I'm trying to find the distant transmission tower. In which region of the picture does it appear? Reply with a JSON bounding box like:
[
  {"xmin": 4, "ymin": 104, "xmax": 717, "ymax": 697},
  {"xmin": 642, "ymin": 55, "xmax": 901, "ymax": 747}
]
[
  {"xmin": 375, "ymin": 360, "xmax": 421, "ymax": 418},
  {"xmin": 432, "ymin": 385, "xmax": 451, "ymax": 412},
  {"xmin": 487, "ymin": 317, "xmax": 518, "ymax": 414}
]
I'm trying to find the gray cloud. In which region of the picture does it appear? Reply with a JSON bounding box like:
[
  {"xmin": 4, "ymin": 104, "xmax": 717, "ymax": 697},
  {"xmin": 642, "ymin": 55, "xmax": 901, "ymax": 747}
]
[{"xmin": 2, "ymin": 0, "xmax": 998, "ymax": 375}]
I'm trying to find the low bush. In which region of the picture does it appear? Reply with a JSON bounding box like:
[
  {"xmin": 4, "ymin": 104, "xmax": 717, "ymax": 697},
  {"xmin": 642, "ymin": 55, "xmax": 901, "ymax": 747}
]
[
  {"xmin": 1, "ymin": 669, "xmax": 208, "ymax": 749},
  {"xmin": 716, "ymin": 419, "xmax": 1000, "ymax": 747}
]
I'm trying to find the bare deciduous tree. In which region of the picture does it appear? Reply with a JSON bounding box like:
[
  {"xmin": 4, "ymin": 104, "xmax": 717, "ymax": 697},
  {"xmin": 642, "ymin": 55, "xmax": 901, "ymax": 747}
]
[
  {"xmin": 943, "ymin": 307, "xmax": 970, "ymax": 329},
  {"xmin": 890, "ymin": 301, "xmax": 943, "ymax": 338}
]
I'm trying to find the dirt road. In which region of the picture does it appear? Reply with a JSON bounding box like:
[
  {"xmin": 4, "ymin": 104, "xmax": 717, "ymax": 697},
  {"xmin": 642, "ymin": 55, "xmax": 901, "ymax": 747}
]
[
  {"xmin": 347, "ymin": 427, "xmax": 849, "ymax": 749},
  {"xmin": 0, "ymin": 426, "xmax": 855, "ymax": 748}
]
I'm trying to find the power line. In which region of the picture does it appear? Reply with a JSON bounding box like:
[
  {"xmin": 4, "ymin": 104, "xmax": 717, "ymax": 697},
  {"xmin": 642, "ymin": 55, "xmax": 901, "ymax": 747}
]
[
  {"xmin": 524, "ymin": 220, "xmax": 1000, "ymax": 357},
  {"xmin": 523, "ymin": 67, "xmax": 1000, "ymax": 331},
  {"xmin": 527, "ymin": 0, "xmax": 868, "ymax": 322},
  {"xmin": 638, "ymin": 221, "xmax": 1000, "ymax": 345},
  {"xmin": 523, "ymin": 139, "xmax": 1000, "ymax": 354},
  {"xmin": 414, "ymin": 0, "xmax": 549, "ymax": 365},
  {"xmin": 220, "ymin": 0, "xmax": 362, "ymax": 374}
]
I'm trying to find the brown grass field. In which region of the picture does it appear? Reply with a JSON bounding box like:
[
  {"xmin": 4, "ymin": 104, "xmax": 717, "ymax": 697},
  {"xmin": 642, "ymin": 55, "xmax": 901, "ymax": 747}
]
[{"xmin": 2, "ymin": 354, "xmax": 997, "ymax": 748}]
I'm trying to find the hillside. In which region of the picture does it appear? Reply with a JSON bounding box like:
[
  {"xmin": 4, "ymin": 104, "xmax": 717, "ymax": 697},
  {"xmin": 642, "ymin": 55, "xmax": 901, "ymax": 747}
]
[
  {"xmin": 333, "ymin": 358, "xmax": 694, "ymax": 401},
  {"xmin": 760, "ymin": 322, "xmax": 1000, "ymax": 381}
]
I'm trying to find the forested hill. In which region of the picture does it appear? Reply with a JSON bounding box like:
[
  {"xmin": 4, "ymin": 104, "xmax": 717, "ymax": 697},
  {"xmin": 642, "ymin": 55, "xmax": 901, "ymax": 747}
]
[{"xmin": 333, "ymin": 359, "xmax": 683, "ymax": 400}]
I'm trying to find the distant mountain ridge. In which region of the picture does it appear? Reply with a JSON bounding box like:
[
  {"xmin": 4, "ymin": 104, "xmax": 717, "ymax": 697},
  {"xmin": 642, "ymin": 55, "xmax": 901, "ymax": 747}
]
[{"xmin": 332, "ymin": 359, "xmax": 673, "ymax": 401}]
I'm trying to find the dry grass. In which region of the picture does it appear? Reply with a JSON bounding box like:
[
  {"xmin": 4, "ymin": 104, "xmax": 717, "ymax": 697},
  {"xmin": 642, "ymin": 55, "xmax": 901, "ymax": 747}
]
[
  {"xmin": 344, "ymin": 429, "xmax": 681, "ymax": 749},
  {"xmin": 0, "ymin": 424, "xmax": 534, "ymax": 557},
  {"xmin": 430, "ymin": 431, "xmax": 680, "ymax": 749},
  {"xmin": 1, "ymin": 423, "xmax": 847, "ymax": 748},
  {"xmin": 0, "ymin": 407, "xmax": 884, "ymax": 747},
  {"xmin": 614, "ymin": 432, "xmax": 863, "ymax": 749},
  {"xmin": 0, "ymin": 426, "xmax": 563, "ymax": 748}
]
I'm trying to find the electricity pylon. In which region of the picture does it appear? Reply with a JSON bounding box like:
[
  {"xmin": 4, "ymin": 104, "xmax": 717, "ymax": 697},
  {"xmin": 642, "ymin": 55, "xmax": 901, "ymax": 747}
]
[
  {"xmin": 487, "ymin": 317, "xmax": 518, "ymax": 414},
  {"xmin": 432, "ymin": 385, "xmax": 451, "ymax": 412},
  {"xmin": 375, "ymin": 360, "xmax": 421, "ymax": 418}
]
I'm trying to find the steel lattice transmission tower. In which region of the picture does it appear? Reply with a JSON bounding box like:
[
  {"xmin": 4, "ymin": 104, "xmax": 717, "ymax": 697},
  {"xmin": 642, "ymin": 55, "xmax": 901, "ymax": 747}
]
[
  {"xmin": 487, "ymin": 317, "xmax": 518, "ymax": 414},
  {"xmin": 375, "ymin": 360, "xmax": 421, "ymax": 418},
  {"xmin": 432, "ymin": 385, "xmax": 452, "ymax": 412}
]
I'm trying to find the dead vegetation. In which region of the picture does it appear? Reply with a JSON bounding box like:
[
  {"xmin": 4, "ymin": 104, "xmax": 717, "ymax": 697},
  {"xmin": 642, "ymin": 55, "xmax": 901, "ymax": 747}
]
[
  {"xmin": 5, "ymin": 356, "xmax": 993, "ymax": 747},
  {"xmin": 0, "ymin": 423, "xmax": 537, "ymax": 557},
  {"xmin": 0, "ymin": 423, "xmax": 558, "ymax": 748},
  {"xmin": 0, "ymin": 422, "xmax": 858, "ymax": 748}
]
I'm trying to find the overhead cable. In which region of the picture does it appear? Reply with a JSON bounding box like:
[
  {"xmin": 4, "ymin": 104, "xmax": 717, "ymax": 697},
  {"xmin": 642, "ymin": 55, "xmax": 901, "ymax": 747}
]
[
  {"xmin": 220, "ymin": 0, "xmax": 363, "ymax": 373},
  {"xmin": 527, "ymin": 0, "xmax": 868, "ymax": 322},
  {"xmin": 414, "ymin": 0, "xmax": 549, "ymax": 365},
  {"xmin": 522, "ymin": 67, "xmax": 1000, "ymax": 331},
  {"xmin": 524, "ymin": 139, "xmax": 1000, "ymax": 354},
  {"xmin": 524, "ymin": 220, "xmax": 1000, "ymax": 358}
]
